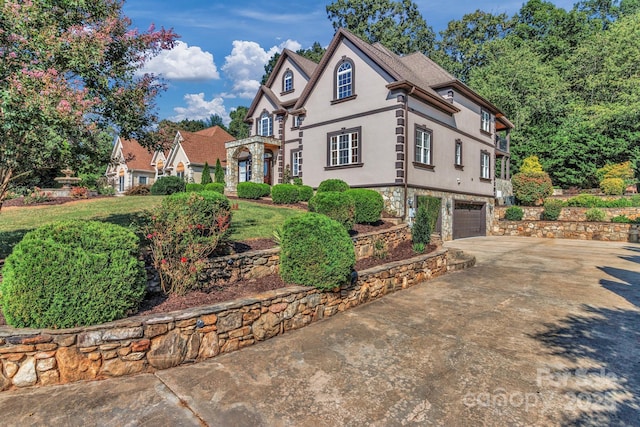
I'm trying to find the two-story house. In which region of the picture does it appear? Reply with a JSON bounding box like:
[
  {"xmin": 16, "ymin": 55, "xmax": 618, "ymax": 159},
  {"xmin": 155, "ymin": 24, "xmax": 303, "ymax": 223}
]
[
  {"xmin": 106, "ymin": 136, "xmax": 159, "ymax": 193},
  {"xmin": 226, "ymin": 28, "xmax": 513, "ymax": 240}
]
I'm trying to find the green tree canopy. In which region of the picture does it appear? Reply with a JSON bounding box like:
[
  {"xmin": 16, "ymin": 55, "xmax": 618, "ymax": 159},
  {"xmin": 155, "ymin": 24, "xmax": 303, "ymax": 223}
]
[
  {"xmin": 228, "ymin": 106, "xmax": 250, "ymax": 139},
  {"xmin": 261, "ymin": 42, "xmax": 326, "ymax": 85}
]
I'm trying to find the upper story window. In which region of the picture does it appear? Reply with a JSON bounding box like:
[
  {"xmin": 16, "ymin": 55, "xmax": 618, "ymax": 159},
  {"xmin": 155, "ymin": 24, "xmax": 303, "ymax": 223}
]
[
  {"xmin": 292, "ymin": 149, "xmax": 302, "ymax": 176},
  {"xmin": 481, "ymin": 109, "xmax": 491, "ymax": 134},
  {"xmin": 454, "ymin": 139, "xmax": 463, "ymax": 168},
  {"xmin": 415, "ymin": 127, "xmax": 433, "ymax": 166},
  {"xmin": 292, "ymin": 115, "xmax": 302, "ymax": 128},
  {"xmin": 328, "ymin": 127, "xmax": 361, "ymax": 167},
  {"xmin": 334, "ymin": 58, "xmax": 354, "ymax": 100},
  {"xmin": 258, "ymin": 111, "xmax": 273, "ymax": 136},
  {"xmin": 480, "ymin": 150, "xmax": 491, "ymax": 180},
  {"xmin": 283, "ymin": 70, "xmax": 293, "ymax": 93}
]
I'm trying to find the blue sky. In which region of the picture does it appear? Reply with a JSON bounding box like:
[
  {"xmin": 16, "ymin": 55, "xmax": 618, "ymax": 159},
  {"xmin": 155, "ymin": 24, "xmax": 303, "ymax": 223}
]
[{"xmin": 123, "ymin": 0, "xmax": 577, "ymax": 124}]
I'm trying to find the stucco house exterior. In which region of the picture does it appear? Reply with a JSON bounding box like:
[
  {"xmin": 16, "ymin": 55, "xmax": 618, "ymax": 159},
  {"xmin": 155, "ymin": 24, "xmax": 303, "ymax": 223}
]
[
  {"xmin": 106, "ymin": 136, "xmax": 159, "ymax": 193},
  {"xmin": 164, "ymin": 126, "xmax": 234, "ymax": 183},
  {"xmin": 230, "ymin": 28, "xmax": 513, "ymax": 240}
]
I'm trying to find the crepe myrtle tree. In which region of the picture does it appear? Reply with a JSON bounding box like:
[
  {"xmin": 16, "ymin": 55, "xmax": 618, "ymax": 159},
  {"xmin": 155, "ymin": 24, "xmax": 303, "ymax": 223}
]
[{"xmin": 0, "ymin": 0, "xmax": 178, "ymax": 211}]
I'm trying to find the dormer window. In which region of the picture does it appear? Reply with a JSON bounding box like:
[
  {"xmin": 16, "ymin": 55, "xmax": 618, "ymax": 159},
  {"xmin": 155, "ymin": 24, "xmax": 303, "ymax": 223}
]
[
  {"xmin": 258, "ymin": 111, "xmax": 273, "ymax": 136},
  {"xmin": 283, "ymin": 70, "xmax": 293, "ymax": 93}
]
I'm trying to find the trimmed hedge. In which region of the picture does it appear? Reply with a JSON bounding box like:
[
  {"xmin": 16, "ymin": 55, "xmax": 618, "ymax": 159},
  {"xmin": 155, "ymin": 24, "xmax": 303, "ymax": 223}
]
[
  {"xmin": 237, "ymin": 182, "xmax": 270, "ymax": 199},
  {"xmin": 317, "ymin": 179, "xmax": 349, "ymax": 193},
  {"xmin": 345, "ymin": 189, "xmax": 384, "ymax": 224},
  {"xmin": 542, "ymin": 198, "xmax": 564, "ymax": 220},
  {"xmin": 186, "ymin": 183, "xmax": 204, "ymax": 192},
  {"xmin": 308, "ymin": 191, "xmax": 356, "ymax": 230},
  {"xmin": 279, "ymin": 212, "xmax": 355, "ymax": 290},
  {"xmin": 0, "ymin": 220, "xmax": 146, "ymax": 328},
  {"xmin": 297, "ymin": 185, "xmax": 314, "ymax": 202},
  {"xmin": 151, "ymin": 176, "xmax": 186, "ymax": 195},
  {"xmin": 204, "ymin": 182, "xmax": 225, "ymax": 194},
  {"xmin": 271, "ymin": 184, "xmax": 300, "ymax": 204},
  {"xmin": 505, "ymin": 206, "xmax": 524, "ymax": 221}
]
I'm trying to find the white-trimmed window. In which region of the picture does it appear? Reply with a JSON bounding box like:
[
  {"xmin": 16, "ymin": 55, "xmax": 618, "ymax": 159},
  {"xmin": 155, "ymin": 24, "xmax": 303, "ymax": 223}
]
[
  {"xmin": 336, "ymin": 61, "xmax": 353, "ymax": 99},
  {"xmin": 415, "ymin": 127, "xmax": 433, "ymax": 165},
  {"xmin": 139, "ymin": 176, "xmax": 147, "ymax": 185},
  {"xmin": 258, "ymin": 112, "xmax": 273, "ymax": 136},
  {"xmin": 481, "ymin": 109, "xmax": 491, "ymax": 133},
  {"xmin": 292, "ymin": 150, "xmax": 302, "ymax": 176},
  {"xmin": 283, "ymin": 70, "xmax": 293, "ymax": 92},
  {"xmin": 329, "ymin": 129, "xmax": 360, "ymax": 167},
  {"xmin": 481, "ymin": 151, "xmax": 491, "ymax": 179}
]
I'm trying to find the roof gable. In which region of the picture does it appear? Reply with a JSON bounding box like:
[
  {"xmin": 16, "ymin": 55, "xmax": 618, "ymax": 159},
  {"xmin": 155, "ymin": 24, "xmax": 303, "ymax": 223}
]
[
  {"xmin": 167, "ymin": 126, "xmax": 234, "ymax": 167},
  {"xmin": 114, "ymin": 137, "xmax": 155, "ymax": 172}
]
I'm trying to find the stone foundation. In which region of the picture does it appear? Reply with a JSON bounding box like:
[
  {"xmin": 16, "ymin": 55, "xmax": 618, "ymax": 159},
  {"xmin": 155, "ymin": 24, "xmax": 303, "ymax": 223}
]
[
  {"xmin": 0, "ymin": 248, "xmax": 448, "ymax": 391},
  {"xmin": 492, "ymin": 220, "xmax": 635, "ymax": 241}
]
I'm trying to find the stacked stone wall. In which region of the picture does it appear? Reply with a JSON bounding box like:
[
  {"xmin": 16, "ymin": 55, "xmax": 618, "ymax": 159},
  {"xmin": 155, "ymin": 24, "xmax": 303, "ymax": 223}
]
[
  {"xmin": 495, "ymin": 206, "xmax": 640, "ymax": 222},
  {"xmin": 1, "ymin": 248, "xmax": 447, "ymax": 391},
  {"xmin": 492, "ymin": 221, "xmax": 635, "ymax": 241}
]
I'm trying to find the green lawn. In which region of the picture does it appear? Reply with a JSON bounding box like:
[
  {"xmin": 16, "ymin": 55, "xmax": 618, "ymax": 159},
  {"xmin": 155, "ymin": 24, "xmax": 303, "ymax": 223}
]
[{"xmin": 0, "ymin": 196, "xmax": 302, "ymax": 258}]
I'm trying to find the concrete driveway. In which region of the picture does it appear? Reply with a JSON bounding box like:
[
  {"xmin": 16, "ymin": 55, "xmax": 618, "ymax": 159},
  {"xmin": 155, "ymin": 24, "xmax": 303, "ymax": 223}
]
[{"xmin": 1, "ymin": 237, "xmax": 638, "ymax": 426}]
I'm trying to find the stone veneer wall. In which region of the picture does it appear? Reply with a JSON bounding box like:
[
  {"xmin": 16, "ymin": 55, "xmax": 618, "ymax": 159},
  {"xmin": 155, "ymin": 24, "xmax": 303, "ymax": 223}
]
[
  {"xmin": 495, "ymin": 206, "xmax": 640, "ymax": 222},
  {"xmin": 0, "ymin": 248, "xmax": 448, "ymax": 391},
  {"xmin": 200, "ymin": 225, "xmax": 411, "ymax": 285},
  {"xmin": 492, "ymin": 220, "xmax": 635, "ymax": 241}
]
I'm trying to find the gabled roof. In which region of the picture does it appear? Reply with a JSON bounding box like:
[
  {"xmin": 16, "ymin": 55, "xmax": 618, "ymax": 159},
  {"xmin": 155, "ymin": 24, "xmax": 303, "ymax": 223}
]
[
  {"xmin": 168, "ymin": 126, "xmax": 235, "ymax": 167},
  {"xmin": 117, "ymin": 137, "xmax": 155, "ymax": 172},
  {"xmin": 244, "ymin": 85, "xmax": 283, "ymax": 122},
  {"xmin": 293, "ymin": 28, "xmax": 506, "ymax": 117},
  {"xmin": 264, "ymin": 48, "xmax": 318, "ymax": 88}
]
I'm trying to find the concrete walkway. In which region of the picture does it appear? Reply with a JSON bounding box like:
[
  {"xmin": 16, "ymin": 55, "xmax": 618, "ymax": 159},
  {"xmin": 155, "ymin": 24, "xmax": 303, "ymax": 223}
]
[{"xmin": 1, "ymin": 237, "xmax": 638, "ymax": 426}]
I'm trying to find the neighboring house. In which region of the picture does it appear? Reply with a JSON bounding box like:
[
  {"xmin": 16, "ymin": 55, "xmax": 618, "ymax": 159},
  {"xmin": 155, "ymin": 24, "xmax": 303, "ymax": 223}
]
[
  {"xmin": 164, "ymin": 126, "xmax": 234, "ymax": 183},
  {"xmin": 106, "ymin": 136, "xmax": 158, "ymax": 193},
  {"xmin": 227, "ymin": 28, "xmax": 514, "ymax": 240}
]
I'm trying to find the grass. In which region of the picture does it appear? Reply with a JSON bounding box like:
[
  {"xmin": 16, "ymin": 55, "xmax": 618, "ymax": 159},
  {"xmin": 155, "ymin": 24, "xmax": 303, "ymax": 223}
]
[{"xmin": 0, "ymin": 196, "xmax": 302, "ymax": 258}]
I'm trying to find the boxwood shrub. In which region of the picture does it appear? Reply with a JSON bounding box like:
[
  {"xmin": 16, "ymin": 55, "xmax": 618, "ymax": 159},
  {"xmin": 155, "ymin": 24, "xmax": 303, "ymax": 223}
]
[
  {"xmin": 186, "ymin": 183, "xmax": 204, "ymax": 192},
  {"xmin": 271, "ymin": 184, "xmax": 300, "ymax": 204},
  {"xmin": 0, "ymin": 220, "xmax": 146, "ymax": 329},
  {"xmin": 505, "ymin": 206, "xmax": 524, "ymax": 221},
  {"xmin": 345, "ymin": 189, "xmax": 384, "ymax": 224},
  {"xmin": 237, "ymin": 182, "xmax": 270, "ymax": 199},
  {"xmin": 151, "ymin": 176, "xmax": 186, "ymax": 195},
  {"xmin": 542, "ymin": 198, "xmax": 564, "ymax": 220},
  {"xmin": 317, "ymin": 178, "xmax": 349, "ymax": 193},
  {"xmin": 279, "ymin": 212, "xmax": 355, "ymax": 290},
  {"xmin": 204, "ymin": 182, "xmax": 225, "ymax": 194},
  {"xmin": 297, "ymin": 185, "xmax": 314, "ymax": 202},
  {"xmin": 308, "ymin": 191, "xmax": 356, "ymax": 230}
]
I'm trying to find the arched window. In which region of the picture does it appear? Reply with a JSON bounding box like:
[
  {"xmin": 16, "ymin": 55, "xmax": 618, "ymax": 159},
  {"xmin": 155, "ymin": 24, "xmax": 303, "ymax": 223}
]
[
  {"xmin": 156, "ymin": 160, "xmax": 164, "ymax": 176},
  {"xmin": 176, "ymin": 162, "xmax": 185, "ymax": 179},
  {"xmin": 258, "ymin": 111, "xmax": 273, "ymax": 136},
  {"xmin": 335, "ymin": 59, "xmax": 354, "ymax": 100},
  {"xmin": 283, "ymin": 70, "xmax": 293, "ymax": 92}
]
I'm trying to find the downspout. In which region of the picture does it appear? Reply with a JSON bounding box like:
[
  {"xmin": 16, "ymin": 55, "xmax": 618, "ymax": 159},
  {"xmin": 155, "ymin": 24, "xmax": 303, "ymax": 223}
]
[{"xmin": 403, "ymin": 86, "xmax": 415, "ymax": 220}]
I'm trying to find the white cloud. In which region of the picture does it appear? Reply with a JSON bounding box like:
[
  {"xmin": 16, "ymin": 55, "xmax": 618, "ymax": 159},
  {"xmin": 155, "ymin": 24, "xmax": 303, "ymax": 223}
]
[
  {"xmin": 171, "ymin": 93, "xmax": 230, "ymax": 124},
  {"xmin": 143, "ymin": 41, "xmax": 220, "ymax": 81},
  {"xmin": 221, "ymin": 39, "xmax": 302, "ymax": 98}
]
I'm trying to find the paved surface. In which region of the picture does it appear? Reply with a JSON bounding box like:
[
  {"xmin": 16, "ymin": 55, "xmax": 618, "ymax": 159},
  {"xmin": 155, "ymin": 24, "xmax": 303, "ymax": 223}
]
[{"xmin": 1, "ymin": 237, "xmax": 639, "ymax": 426}]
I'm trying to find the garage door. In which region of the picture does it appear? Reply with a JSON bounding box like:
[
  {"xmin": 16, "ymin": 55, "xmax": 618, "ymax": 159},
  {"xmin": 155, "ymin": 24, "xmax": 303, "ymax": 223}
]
[{"xmin": 453, "ymin": 201, "xmax": 486, "ymax": 239}]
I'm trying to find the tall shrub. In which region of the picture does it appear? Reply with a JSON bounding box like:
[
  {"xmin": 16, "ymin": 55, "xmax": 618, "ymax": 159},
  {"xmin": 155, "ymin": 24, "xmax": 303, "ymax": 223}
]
[
  {"xmin": 151, "ymin": 176, "xmax": 186, "ymax": 195},
  {"xmin": 512, "ymin": 172, "xmax": 553, "ymax": 206},
  {"xmin": 346, "ymin": 189, "xmax": 384, "ymax": 224},
  {"xmin": 600, "ymin": 177, "xmax": 625, "ymax": 195},
  {"xmin": 411, "ymin": 205, "xmax": 432, "ymax": 245},
  {"xmin": 317, "ymin": 179, "xmax": 349, "ymax": 193},
  {"xmin": 308, "ymin": 191, "xmax": 356, "ymax": 230},
  {"xmin": 279, "ymin": 213, "xmax": 355, "ymax": 290},
  {"xmin": 214, "ymin": 159, "xmax": 225, "ymax": 184},
  {"xmin": 0, "ymin": 220, "xmax": 146, "ymax": 328},
  {"xmin": 201, "ymin": 162, "xmax": 213, "ymax": 185},
  {"xmin": 416, "ymin": 195, "xmax": 441, "ymax": 231},
  {"xmin": 143, "ymin": 191, "xmax": 232, "ymax": 295}
]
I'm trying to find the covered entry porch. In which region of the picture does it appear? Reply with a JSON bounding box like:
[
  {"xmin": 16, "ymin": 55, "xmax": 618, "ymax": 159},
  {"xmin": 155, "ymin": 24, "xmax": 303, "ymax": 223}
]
[{"xmin": 225, "ymin": 136, "xmax": 281, "ymax": 192}]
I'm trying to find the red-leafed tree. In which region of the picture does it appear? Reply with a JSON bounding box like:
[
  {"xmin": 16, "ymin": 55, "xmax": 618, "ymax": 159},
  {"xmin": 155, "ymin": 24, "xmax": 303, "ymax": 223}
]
[{"xmin": 0, "ymin": 0, "xmax": 178, "ymax": 211}]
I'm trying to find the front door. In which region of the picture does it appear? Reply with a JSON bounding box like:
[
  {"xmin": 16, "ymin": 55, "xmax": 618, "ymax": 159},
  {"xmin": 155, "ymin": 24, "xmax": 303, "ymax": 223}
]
[{"xmin": 263, "ymin": 150, "xmax": 273, "ymax": 184}]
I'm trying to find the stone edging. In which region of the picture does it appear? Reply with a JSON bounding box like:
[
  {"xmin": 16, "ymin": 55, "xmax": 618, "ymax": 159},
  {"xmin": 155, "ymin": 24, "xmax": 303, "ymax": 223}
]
[{"xmin": 1, "ymin": 233, "xmax": 453, "ymax": 392}]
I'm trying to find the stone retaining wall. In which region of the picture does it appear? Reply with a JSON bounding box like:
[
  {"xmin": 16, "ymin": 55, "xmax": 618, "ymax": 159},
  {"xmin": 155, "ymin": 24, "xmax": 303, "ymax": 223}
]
[
  {"xmin": 202, "ymin": 224, "xmax": 411, "ymax": 285},
  {"xmin": 495, "ymin": 206, "xmax": 640, "ymax": 222},
  {"xmin": 492, "ymin": 220, "xmax": 635, "ymax": 241},
  {"xmin": 0, "ymin": 248, "xmax": 448, "ymax": 391}
]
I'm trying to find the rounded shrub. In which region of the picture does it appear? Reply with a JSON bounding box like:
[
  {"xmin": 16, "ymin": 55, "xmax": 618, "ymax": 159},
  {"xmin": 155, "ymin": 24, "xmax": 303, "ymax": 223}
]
[
  {"xmin": 542, "ymin": 199, "xmax": 564, "ymax": 220},
  {"xmin": 317, "ymin": 178, "xmax": 349, "ymax": 193},
  {"xmin": 345, "ymin": 189, "xmax": 384, "ymax": 224},
  {"xmin": 600, "ymin": 177, "xmax": 625, "ymax": 196},
  {"xmin": 297, "ymin": 185, "xmax": 314, "ymax": 202},
  {"xmin": 204, "ymin": 182, "xmax": 224, "ymax": 194},
  {"xmin": 566, "ymin": 193, "xmax": 602, "ymax": 208},
  {"xmin": 504, "ymin": 206, "xmax": 524, "ymax": 221},
  {"xmin": 512, "ymin": 172, "xmax": 553, "ymax": 206},
  {"xmin": 124, "ymin": 184, "xmax": 151, "ymax": 196},
  {"xmin": 292, "ymin": 177, "xmax": 303, "ymax": 186},
  {"xmin": 308, "ymin": 191, "xmax": 355, "ymax": 230},
  {"xmin": 237, "ymin": 182, "xmax": 270, "ymax": 199},
  {"xmin": 271, "ymin": 184, "xmax": 300, "ymax": 204},
  {"xmin": 186, "ymin": 183, "xmax": 204, "ymax": 192},
  {"xmin": 151, "ymin": 176, "xmax": 186, "ymax": 195},
  {"xmin": 585, "ymin": 208, "xmax": 606, "ymax": 222},
  {"xmin": 0, "ymin": 220, "xmax": 146, "ymax": 329},
  {"xmin": 279, "ymin": 212, "xmax": 355, "ymax": 290}
]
